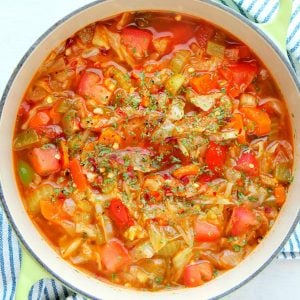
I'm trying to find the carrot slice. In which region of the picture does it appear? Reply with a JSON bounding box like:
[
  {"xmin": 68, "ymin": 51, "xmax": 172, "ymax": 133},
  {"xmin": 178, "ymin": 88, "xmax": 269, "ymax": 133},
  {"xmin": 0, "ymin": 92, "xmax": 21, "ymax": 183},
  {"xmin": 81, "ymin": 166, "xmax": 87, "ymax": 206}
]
[
  {"xmin": 58, "ymin": 139, "xmax": 69, "ymax": 169},
  {"xmin": 99, "ymin": 127, "xmax": 121, "ymax": 145},
  {"xmin": 225, "ymin": 113, "xmax": 246, "ymax": 144},
  {"xmin": 240, "ymin": 107, "xmax": 271, "ymax": 136},
  {"xmin": 274, "ymin": 185, "xmax": 286, "ymax": 207},
  {"xmin": 69, "ymin": 158, "xmax": 87, "ymax": 191},
  {"xmin": 172, "ymin": 164, "xmax": 200, "ymax": 179},
  {"xmin": 189, "ymin": 74, "xmax": 218, "ymax": 95}
]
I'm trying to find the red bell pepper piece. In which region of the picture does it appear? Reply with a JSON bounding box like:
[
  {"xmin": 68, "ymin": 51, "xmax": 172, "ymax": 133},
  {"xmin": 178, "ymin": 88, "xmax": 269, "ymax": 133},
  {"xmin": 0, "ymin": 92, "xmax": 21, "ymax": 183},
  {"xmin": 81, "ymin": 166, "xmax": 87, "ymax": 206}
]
[{"xmin": 108, "ymin": 199, "xmax": 134, "ymax": 229}]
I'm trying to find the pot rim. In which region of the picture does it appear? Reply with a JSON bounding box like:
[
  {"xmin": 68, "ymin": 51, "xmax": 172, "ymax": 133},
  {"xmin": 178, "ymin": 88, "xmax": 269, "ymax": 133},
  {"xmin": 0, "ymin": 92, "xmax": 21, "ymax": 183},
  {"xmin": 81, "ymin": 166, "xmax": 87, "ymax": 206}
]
[{"xmin": 0, "ymin": 0, "xmax": 299, "ymax": 299}]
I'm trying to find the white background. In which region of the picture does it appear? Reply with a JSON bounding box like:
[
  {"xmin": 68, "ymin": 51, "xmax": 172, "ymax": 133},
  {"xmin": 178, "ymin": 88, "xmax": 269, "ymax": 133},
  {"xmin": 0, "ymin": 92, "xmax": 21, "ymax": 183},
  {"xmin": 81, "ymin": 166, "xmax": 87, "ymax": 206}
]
[{"xmin": 0, "ymin": 0, "xmax": 299, "ymax": 299}]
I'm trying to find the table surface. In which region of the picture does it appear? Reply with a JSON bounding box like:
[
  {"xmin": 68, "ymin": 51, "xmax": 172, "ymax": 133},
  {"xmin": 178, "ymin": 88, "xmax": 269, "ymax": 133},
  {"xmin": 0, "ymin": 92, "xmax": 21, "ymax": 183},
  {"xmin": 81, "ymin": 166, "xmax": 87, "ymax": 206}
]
[{"xmin": 0, "ymin": 0, "xmax": 299, "ymax": 299}]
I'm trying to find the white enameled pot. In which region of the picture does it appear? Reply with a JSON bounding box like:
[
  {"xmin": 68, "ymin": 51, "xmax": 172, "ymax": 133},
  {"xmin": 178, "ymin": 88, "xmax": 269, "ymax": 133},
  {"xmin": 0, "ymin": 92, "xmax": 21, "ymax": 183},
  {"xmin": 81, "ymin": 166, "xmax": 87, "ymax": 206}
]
[{"xmin": 0, "ymin": 0, "xmax": 299, "ymax": 299}]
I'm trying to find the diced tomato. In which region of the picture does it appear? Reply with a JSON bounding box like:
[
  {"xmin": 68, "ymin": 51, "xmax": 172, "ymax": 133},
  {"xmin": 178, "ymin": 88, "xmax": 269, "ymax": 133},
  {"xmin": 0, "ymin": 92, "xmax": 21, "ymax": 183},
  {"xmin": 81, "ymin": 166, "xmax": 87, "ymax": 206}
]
[
  {"xmin": 229, "ymin": 206, "xmax": 257, "ymax": 236},
  {"xmin": 235, "ymin": 152, "xmax": 259, "ymax": 176},
  {"xmin": 183, "ymin": 261, "xmax": 213, "ymax": 287},
  {"xmin": 108, "ymin": 199, "xmax": 134, "ymax": 229},
  {"xmin": 189, "ymin": 74, "xmax": 219, "ymax": 95},
  {"xmin": 195, "ymin": 23, "xmax": 215, "ymax": 48},
  {"xmin": 78, "ymin": 71, "xmax": 110, "ymax": 104},
  {"xmin": 194, "ymin": 220, "xmax": 221, "ymax": 242},
  {"xmin": 35, "ymin": 125, "xmax": 63, "ymax": 139},
  {"xmin": 69, "ymin": 158, "xmax": 88, "ymax": 191},
  {"xmin": 121, "ymin": 27, "xmax": 152, "ymax": 58},
  {"xmin": 240, "ymin": 107, "xmax": 271, "ymax": 136},
  {"xmin": 101, "ymin": 239, "xmax": 131, "ymax": 272},
  {"xmin": 172, "ymin": 164, "xmax": 200, "ymax": 179},
  {"xmin": 29, "ymin": 111, "xmax": 50, "ymax": 129},
  {"xmin": 205, "ymin": 141, "xmax": 227, "ymax": 174},
  {"xmin": 28, "ymin": 146, "xmax": 61, "ymax": 176},
  {"xmin": 220, "ymin": 62, "xmax": 258, "ymax": 97}
]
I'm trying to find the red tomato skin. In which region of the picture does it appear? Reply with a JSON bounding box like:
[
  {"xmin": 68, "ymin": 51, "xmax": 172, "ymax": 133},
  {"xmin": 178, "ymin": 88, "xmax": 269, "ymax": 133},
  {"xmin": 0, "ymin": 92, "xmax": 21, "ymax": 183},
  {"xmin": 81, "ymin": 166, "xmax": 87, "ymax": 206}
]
[
  {"xmin": 183, "ymin": 261, "xmax": 213, "ymax": 287},
  {"xmin": 205, "ymin": 142, "xmax": 227, "ymax": 174},
  {"xmin": 235, "ymin": 152, "xmax": 259, "ymax": 176},
  {"xmin": 101, "ymin": 239, "xmax": 131, "ymax": 273},
  {"xmin": 108, "ymin": 199, "xmax": 134, "ymax": 229},
  {"xmin": 229, "ymin": 207, "xmax": 257, "ymax": 236},
  {"xmin": 194, "ymin": 220, "xmax": 221, "ymax": 242}
]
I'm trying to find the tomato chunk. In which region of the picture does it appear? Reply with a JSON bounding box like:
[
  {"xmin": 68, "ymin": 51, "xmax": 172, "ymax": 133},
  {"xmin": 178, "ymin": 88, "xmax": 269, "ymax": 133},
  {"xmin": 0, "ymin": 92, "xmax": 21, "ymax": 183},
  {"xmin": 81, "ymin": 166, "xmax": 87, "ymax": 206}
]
[
  {"xmin": 220, "ymin": 62, "xmax": 258, "ymax": 97},
  {"xmin": 101, "ymin": 239, "xmax": 131, "ymax": 272},
  {"xmin": 78, "ymin": 71, "xmax": 110, "ymax": 104},
  {"xmin": 29, "ymin": 146, "xmax": 61, "ymax": 176},
  {"xmin": 121, "ymin": 27, "xmax": 152, "ymax": 58},
  {"xmin": 108, "ymin": 199, "xmax": 134, "ymax": 229},
  {"xmin": 194, "ymin": 220, "xmax": 221, "ymax": 242},
  {"xmin": 205, "ymin": 142, "xmax": 227, "ymax": 174},
  {"xmin": 183, "ymin": 261, "xmax": 213, "ymax": 287},
  {"xmin": 235, "ymin": 152, "xmax": 259, "ymax": 176},
  {"xmin": 189, "ymin": 74, "xmax": 218, "ymax": 95},
  {"xmin": 229, "ymin": 207, "xmax": 257, "ymax": 236}
]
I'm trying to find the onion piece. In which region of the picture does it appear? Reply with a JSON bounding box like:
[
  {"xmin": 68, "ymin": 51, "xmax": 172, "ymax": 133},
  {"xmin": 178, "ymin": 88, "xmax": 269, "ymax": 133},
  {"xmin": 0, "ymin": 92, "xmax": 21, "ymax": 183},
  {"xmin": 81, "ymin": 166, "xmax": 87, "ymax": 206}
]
[
  {"xmin": 172, "ymin": 247, "xmax": 193, "ymax": 281},
  {"xmin": 239, "ymin": 93, "xmax": 257, "ymax": 107},
  {"xmin": 149, "ymin": 223, "xmax": 167, "ymax": 252},
  {"xmin": 60, "ymin": 237, "xmax": 82, "ymax": 258},
  {"xmin": 266, "ymin": 140, "xmax": 293, "ymax": 160},
  {"xmin": 259, "ymin": 97, "xmax": 284, "ymax": 115},
  {"xmin": 131, "ymin": 240, "xmax": 155, "ymax": 261}
]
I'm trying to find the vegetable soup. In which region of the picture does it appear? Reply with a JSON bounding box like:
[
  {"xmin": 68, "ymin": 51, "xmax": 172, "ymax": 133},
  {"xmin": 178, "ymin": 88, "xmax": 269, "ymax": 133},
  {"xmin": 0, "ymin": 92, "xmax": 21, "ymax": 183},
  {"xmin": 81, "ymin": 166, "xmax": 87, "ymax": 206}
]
[{"xmin": 13, "ymin": 11, "xmax": 293, "ymax": 290}]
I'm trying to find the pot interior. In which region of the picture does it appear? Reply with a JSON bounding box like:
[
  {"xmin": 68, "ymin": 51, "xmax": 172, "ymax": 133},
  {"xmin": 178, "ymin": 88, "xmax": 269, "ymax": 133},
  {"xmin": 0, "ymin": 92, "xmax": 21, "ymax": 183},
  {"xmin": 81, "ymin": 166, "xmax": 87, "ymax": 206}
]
[{"xmin": 0, "ymin": 0, "xmax": 299, "ymax": 299}]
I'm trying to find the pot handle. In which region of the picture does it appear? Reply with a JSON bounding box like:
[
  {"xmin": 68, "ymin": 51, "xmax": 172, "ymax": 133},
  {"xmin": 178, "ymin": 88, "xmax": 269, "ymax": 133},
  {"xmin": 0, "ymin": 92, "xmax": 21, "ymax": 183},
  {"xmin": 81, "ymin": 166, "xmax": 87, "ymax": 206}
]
[
  {"xmin": 15, "ymin": 245, "xmax": 52, "ymax": 300},
  {"xmin": 255, "ymin": 0, "xmax": 292, "ymax": 54}
]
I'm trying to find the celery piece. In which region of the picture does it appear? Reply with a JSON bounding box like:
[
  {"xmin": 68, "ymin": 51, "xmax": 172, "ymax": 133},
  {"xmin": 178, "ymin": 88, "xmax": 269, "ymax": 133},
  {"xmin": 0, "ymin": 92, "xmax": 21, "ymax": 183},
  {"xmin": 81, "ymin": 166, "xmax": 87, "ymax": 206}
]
[
  {"xmin": 165, "ymin": 74, "xmax": 185, "ymax": 95},
  {"xmin": 275, "ymin": 163, "xmax": 292, "ymax": 183},
  {"xmin": 13, "ymin": 129, "xmax": 40, "ymax": 150},
  {"xmin": 169, "ymin": 50, "xmax": 191, "ymax": 73},
  {"xmin": 207, "ymin": 40, "xmax": 225, "ymax": 58}
]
